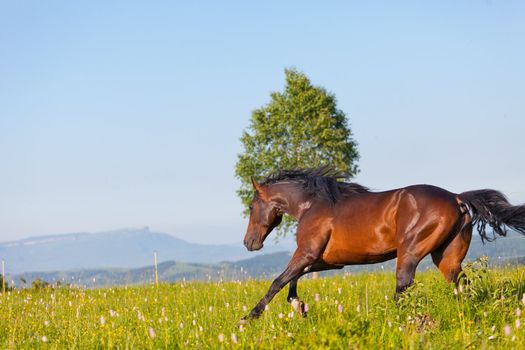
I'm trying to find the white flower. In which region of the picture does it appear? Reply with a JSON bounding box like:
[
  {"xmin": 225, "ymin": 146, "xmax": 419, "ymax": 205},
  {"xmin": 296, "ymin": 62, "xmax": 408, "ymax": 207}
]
[
  {"xmin": 218, "ymin": 333, "xmax": 225, "ymax": 342},
  {"xmin": 42, "ymin": 336, "xmax": 48, "ymax": 343},
  {"xmin": 231, "ymin": 333, "xmax": 238, "ymax": 344},
  {"xmin": 100, "ymin": 316, "xmax": 106, "ymax": 325},
  {"xmin": 148, "ymin": 327, "xmax": 156, "ymax": 339},
  {"xmin": 504, "ymin": 325, "xmax": 512, "ymax": 337}
]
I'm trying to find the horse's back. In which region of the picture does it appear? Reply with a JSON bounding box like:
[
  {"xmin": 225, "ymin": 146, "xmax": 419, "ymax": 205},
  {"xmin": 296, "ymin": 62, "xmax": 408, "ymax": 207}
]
[{"xmin": 321, "ymin": 184, "xmax": 461, "ymax": 265}]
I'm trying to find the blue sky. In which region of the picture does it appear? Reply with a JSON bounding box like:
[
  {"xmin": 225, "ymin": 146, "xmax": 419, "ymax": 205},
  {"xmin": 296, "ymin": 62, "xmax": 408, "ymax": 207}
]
[{"xmin": 1, "ymin": 1, "xmax": 524, "ymax": 244}]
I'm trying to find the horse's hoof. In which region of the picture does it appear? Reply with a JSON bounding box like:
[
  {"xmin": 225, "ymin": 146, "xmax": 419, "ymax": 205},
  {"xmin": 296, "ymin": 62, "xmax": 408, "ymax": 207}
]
[{"xmin": 290, "ymin": 298, "xmax": 308, "ymax": 317}]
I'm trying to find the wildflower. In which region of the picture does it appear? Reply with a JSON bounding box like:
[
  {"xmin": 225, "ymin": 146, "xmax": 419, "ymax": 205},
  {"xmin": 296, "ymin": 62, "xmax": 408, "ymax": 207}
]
[
  {"xmin": 239, "ymin": 324, "xmax": 244, "ymax": 332},
  {"xmin": 516, "ymin": 319, "xmax": 521, "ymax": 329},
  {"xmin": 192, "ymin": 319, "xmax": 196, "ymax": 326},
  {"xmin": 517, "ymin": 308, "xmax": 522, "ymax": 317},
  {"xmin": 179, "ymin": 322, "xmax": 184, "ymax": 329},
  {"xmin": 208, "ymin": 306, "xmax": 213, "ymax": 312},
  {"xmin": 288, "ymin": 311, "xmax": 295, "ymax": 318},
  {"xmin": 287, "ymin": 332, "xmax": 292, "ymax": 337},
  {"xmin": 225, "ymin": 302, "xmax": 230, "ymax": 308},
  {"xmin": 385, "ymin": 295, "xmax": 388, "ymax": 301},
  {"xmin": 218, "ymin": 333, "xmax": 225, "ymax": 342},
  {"xmin": 278, "ymin": 313, "xmax": 284, "ymax": 319},
  {"xmin": 242, "ymin": 305, "xmax": 247, "ymax": 312},
  {"xmin": 488, "ymin": 335, "xmax": 495, "ymax": 340},
  {"xmin": 100, "ymin": 316, "xmax": 106, "ymax": 325},
  {"xmin": 483, "ymin": 311, "xmax": 488, "ymax": 318},
  {"xmin": 453, "ymin": 288, "xmax": 458, "ymax": 296},
  {"xmin": 199, "ymin": 326, "xmax": 203, "ymax": 332},
  {"xmin": 338, "ymin": 304, "xmax": 343, "ymax": 313},
  {"xmin": 388, "ymin": 321, "xmax": 392, "ymax": 328},
  {"xmin": 315, "ymin": 293, "xmax": 320, "ymax": 302},
  {"xmin": 356, "ymin": 304, "xmax": 360, "ymax": 313},
  {"xmin": 148, "ymin": 327, "xmax": 156, "ymax": 339},
  {"xmin": 491, "ymin": 325, "xmax": 496, "ymax": 332},
  {"xmin": 504, "ymin": 325, "xmax": 511, "ymax": 337},
  {"xmin": 44, "ymin": 320, "xmax": 49, "ymax": 327},
  {"xmin": 338, "ymin": 287, "xmax": 342, "ymax": 295},
  {"xmin": 109, "ymin": 310, "xmax": 117, "ymax": 317},
  {"xmin": 42, "ymin": 336, "xmax": 48, "ymax": 343},
  {"xmin": 231, "ymin": 333, "xmax": 238, "ymax": 344},
  {"xmin": 304, "ymin": 304, "xmax": 309, "ymax": 313}
]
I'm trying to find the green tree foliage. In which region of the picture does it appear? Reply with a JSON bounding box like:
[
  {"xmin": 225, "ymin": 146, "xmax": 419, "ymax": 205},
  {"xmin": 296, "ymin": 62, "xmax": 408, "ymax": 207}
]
[{"xmin": 235, "ymin": 68, "xmax": 359, "ymax": 236}]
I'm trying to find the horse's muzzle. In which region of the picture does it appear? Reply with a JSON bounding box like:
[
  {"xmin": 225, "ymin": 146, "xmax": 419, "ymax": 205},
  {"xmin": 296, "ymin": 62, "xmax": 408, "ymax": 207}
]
[{"xmin": 244, "ymin": 237, "xmax": 263, "ymax": 251}]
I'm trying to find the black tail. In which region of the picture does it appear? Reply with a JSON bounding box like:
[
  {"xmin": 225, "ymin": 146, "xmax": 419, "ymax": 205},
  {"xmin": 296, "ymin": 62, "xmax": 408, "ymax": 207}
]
[{"xmin": 458, "ymin": 189, "xmax": 525, "ymax": 243}]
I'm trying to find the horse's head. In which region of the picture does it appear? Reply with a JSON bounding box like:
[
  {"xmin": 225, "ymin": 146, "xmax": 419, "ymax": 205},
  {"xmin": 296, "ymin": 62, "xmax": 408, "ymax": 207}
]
[{"xmin": 243, "ymin": 178, "xmax": 283, "ymax": 251}]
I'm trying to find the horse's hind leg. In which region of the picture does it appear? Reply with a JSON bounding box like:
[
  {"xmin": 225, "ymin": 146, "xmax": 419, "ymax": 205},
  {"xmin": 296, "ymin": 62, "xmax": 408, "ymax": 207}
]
[
  {"xmin": 431, "ymin": 225, "xmax": 472, "ymax": 284},
  {"xmin": 395, "ymin": 254, "xmax": 419, "ymax": 298}
]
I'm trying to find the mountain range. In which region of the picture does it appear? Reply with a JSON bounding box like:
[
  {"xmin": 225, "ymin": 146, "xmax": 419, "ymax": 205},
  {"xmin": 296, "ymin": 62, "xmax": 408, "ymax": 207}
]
[{"xmin": 0, "ymin": 227, "xmax": 294, "ymax": 274}]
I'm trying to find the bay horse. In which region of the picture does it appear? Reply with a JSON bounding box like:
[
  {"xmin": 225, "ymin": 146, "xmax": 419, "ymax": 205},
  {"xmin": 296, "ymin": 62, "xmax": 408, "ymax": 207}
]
[{"xmin": 240, "ymin": 167, "xmax": 525, "ymax": 322}]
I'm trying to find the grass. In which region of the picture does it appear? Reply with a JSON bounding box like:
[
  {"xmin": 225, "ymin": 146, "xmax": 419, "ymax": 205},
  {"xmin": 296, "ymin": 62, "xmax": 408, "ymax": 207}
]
[{"xmin": 1, "ymin": 260, "xmax": 525, "ymax": 349}]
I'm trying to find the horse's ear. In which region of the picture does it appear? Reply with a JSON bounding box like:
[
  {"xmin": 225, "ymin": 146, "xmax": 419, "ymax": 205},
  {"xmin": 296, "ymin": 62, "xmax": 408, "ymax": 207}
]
[{"xmin": 251, "ymin": 177, "xmax": 264, "ymax": 195}]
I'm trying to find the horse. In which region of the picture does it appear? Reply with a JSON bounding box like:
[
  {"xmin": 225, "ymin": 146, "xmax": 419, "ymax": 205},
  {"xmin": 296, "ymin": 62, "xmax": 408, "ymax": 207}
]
[{"xmin": 239, "ymin": 167, "xmax": 525, "ymax": 323}]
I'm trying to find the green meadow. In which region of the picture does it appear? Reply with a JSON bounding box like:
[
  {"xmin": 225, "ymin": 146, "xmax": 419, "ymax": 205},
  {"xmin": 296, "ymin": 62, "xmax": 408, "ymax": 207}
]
[{"xmin": 2, "ymin": 260, "xmax": 525, "ymax": 349}]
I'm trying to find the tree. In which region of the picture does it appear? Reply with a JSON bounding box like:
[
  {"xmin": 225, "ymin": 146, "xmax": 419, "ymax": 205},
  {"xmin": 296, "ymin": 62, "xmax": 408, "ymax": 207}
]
[{"xmin": 235, "ymin": 68, "xmax": 360, "ymax": 236}]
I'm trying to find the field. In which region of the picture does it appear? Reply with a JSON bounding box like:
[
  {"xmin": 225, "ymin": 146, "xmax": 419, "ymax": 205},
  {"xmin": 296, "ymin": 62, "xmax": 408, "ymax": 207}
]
[{"xmin": 2, "ymin": 260, "xmax": 525, "ymax": 349}]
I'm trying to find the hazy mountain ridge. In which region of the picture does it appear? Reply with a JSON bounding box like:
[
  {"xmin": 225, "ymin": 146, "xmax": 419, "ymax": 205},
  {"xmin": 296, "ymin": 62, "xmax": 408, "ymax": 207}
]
[
  {"xmin": 10, "ymin": 251, "xmax": 294, "ymax": 288},
  {"xmin": 0, "ymin": 227, "xmax": 294, "ymax": 274}
]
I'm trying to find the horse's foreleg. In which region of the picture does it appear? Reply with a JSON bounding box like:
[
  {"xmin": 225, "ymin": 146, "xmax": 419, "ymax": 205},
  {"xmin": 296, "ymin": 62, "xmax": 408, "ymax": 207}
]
[
  {"xmin": 241, "ymin": 251, "xmax": 315, "ymax": 322},
  {"xmin": 286, "ymin": 276, "xmax": 307, "ymax": 316},
  {"xmin": 287, "ymin": 277, "xmax": 299, "ymax": 302}
]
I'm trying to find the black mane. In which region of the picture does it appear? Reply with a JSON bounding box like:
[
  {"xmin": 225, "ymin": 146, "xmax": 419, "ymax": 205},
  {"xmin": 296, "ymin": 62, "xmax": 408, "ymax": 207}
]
[{"xmin": 262, "ymin": 166, "xmax": 369, "ymax": 204}]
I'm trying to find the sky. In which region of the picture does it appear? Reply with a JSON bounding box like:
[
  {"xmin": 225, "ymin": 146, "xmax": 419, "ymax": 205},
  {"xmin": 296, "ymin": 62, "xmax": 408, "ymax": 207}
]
[{"xmin": 0, "ymin": 1, "xmax": 524, "ymax": 244}]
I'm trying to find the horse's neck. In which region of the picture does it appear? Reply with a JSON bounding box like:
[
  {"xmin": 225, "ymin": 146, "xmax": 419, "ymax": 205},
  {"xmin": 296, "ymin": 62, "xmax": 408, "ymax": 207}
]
[{"xmin": 271, "ymin": 185, "xmax": 313, "ymax": 220}]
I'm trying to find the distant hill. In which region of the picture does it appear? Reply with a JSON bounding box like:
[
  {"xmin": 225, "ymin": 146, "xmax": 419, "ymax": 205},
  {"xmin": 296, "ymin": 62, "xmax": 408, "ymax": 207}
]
[
  {"xmin": 0, "ymin": 227, "xmax": 294, "ymax": 274},
  {"xmin": 11, "ymin": 251, "xmax": 293, "ymax": 288}
]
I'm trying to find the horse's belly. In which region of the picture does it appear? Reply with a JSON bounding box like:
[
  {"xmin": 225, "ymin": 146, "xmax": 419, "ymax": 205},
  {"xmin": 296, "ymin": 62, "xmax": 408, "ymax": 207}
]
[
  {"xmin": 321, "ymin": 246, "xmax": 397, "ymax": 265},
  {"xmin": 321, "ymin": 227, "xmax": 397, "ymax": 265}
]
